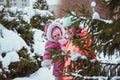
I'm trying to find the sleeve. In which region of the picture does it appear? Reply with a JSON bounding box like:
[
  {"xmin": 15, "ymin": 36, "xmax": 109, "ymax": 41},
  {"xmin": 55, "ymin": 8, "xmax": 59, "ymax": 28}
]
[
  {"xmin": 43, "ymin": 50, "xmax": 52, "ymax": 60},
  {"xmin": 43, "ymin": 43, "xmax": 52, "ymax": 60}
]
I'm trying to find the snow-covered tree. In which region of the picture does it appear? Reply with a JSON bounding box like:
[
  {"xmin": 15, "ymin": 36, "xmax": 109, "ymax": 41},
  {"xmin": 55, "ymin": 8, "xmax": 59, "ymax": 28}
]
[
  {"xmin": 33, "ymin": 0, "xmax": 48, "ymax": 10},
  {"xmin": 0, "ymin": 5, "xmax": 53, "ymax": 79}
]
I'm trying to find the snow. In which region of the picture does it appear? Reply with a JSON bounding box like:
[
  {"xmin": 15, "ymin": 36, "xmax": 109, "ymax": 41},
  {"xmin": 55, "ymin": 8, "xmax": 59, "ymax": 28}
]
[
  {"xmin": 1, "ymin": 51, "xmax": 20, "ymax": 68},
  {"xmin": 14, "ymin": 67, "xmax": 55, "ymax": 80},
  {"xmin": 0, "ymin": 6, "xmax": 56, "ymax": 79},
  {"xmin": 8, "ymin": 7, "xmax": 18, "ymax": 14},
  {"xmin": 92, "ymin": 12, "xmax": 100, "ymax": 19},
  {"xmin": 91, "ymin": 1, "xmax": 96, "ymax": 7},
  {"xmin": 46, "ymin": 0, "xmax": 60, "ymax": 5},
  {"xmin": 33, "ymin": 0, "xmax": 60, "ymax": 5},
  {"xmin": 0, "ymin": 25, "xmax": 28, "ymax": 54},
  {"xmin": 32, "ymin": 28, "xmax": 46, "ymax": 56},
  {"xmin": 0, "ymin": 23, "xmax": 56, "ymax": 80},
  {"xmin": 1, "ymin": 6, "xmax": 53, "ymax": 23},
  {"xmin": 0, "ymin": 5, "xmax": 4, "ymax": 11}
]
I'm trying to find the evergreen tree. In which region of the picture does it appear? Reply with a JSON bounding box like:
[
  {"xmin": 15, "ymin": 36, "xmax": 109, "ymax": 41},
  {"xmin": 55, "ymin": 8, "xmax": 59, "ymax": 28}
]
[
  {"xmin": 31, "ymin": 0, "xmax": 54, "ymax": 30},
  {"xmin": 65, "ymin": 0, "xmax": 120, "ymax": 58},
  {"xmin": 62, "ymin": 0, "xmax": 120, "ymax": 79},
  {"xmin": 0, "ymin": 5, "xmax": 53, "ymax": 79},
  {"xmin": 33, "ymin": 0, "xmax": 48, "ymax": 10}
]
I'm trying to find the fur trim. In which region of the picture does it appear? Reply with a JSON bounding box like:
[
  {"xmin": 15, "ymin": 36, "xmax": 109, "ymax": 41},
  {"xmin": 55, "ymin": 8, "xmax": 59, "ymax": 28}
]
[
  {"xmin": 46, "ymin": 22, "xmax": 65, "ymax": 42},
  {"xmin": 44, "ymin": 22, "xmax": 51, "ymax": 33}
]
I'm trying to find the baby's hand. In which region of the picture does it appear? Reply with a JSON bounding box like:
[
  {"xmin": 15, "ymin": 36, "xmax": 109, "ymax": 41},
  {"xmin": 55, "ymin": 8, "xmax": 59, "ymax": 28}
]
[
  {"xmin": 58, "ymin": 38, "xmax": 68, "ymax": 45},
  {"xmin": 58, "ymin": 38, "xmax": 68, "ymax": 51}
]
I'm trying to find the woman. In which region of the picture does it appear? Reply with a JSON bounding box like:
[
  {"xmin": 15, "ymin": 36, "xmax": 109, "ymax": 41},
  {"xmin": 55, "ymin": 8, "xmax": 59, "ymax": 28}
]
[{"xmin": 62, "ymin": 25, "xmax": 97, "ymax": 80}]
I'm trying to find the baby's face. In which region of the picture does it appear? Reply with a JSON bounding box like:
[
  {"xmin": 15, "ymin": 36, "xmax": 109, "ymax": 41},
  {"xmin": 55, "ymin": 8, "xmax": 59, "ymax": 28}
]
[{"xmin": 53, "ymin": 33, "xmax": 62, "ymax": 41}]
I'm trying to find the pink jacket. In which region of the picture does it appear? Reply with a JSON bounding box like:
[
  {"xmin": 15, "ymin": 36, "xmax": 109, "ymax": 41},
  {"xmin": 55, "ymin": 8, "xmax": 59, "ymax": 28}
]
[{"xmin": 43, "ymin": 40, "xmax": 64, "ymax": 77}]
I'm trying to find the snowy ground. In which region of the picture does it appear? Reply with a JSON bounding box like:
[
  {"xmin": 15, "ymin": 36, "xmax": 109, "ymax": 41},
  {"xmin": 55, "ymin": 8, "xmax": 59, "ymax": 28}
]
[{"xmin": 14, "ymin": 66, "xmax": 55, "ymax": 80}]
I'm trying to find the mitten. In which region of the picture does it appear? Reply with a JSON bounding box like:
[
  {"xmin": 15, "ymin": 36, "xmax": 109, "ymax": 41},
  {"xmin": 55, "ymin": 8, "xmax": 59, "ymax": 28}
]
[
  {"xmin": 71, "ymin": 54, "xmax": 81, "ymax": 61},
  {"xmin": 41, "ymin": 60, "xmax": 52, "ymax": 68},
  {"xmin": 58, "ymin": 38, "xmax": 67, "ymax": 45},
  {"xmin": 58, "ymin": 38, "xmax": 68, "ymax": 51}
]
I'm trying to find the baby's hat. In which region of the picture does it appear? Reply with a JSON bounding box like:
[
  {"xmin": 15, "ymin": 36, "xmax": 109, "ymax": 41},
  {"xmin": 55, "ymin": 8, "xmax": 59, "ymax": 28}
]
[{"xmin": 46, "ymin": 22, "xmax": 64, "ymax": 41}]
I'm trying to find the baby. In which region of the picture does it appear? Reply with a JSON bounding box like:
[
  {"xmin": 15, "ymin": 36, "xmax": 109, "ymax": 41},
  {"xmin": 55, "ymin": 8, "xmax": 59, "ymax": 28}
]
[{"xmin": 42, "ymin": 22, "xmax": 65, "ymax": 80}]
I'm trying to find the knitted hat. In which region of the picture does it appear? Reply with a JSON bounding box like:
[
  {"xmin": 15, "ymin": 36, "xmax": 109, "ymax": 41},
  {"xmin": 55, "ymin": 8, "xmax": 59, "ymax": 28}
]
[
  {"xmin": 61, "ymin": 15, "xmax": 74, "ymax": 28},
  {"xmin": 46, "ymin": 22, "xmax": 64, "ymax": 41}
]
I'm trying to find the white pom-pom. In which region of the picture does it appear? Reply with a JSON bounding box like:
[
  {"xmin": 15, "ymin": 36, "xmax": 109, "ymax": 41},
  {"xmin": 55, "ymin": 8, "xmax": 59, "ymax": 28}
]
[
  {"xmin": 91, "ymin": 1, "xmax": 96, "ymax": 7},
  {"xmin": 92, "ymin": 12, "xmax": 100, "ymax": 19}
]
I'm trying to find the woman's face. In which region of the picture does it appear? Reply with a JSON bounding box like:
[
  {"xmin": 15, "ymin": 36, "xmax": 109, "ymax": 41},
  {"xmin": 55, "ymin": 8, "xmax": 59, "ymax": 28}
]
[{"xmin": 65, "ymin": 27, "xmax": 76, "ymax": 38}]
